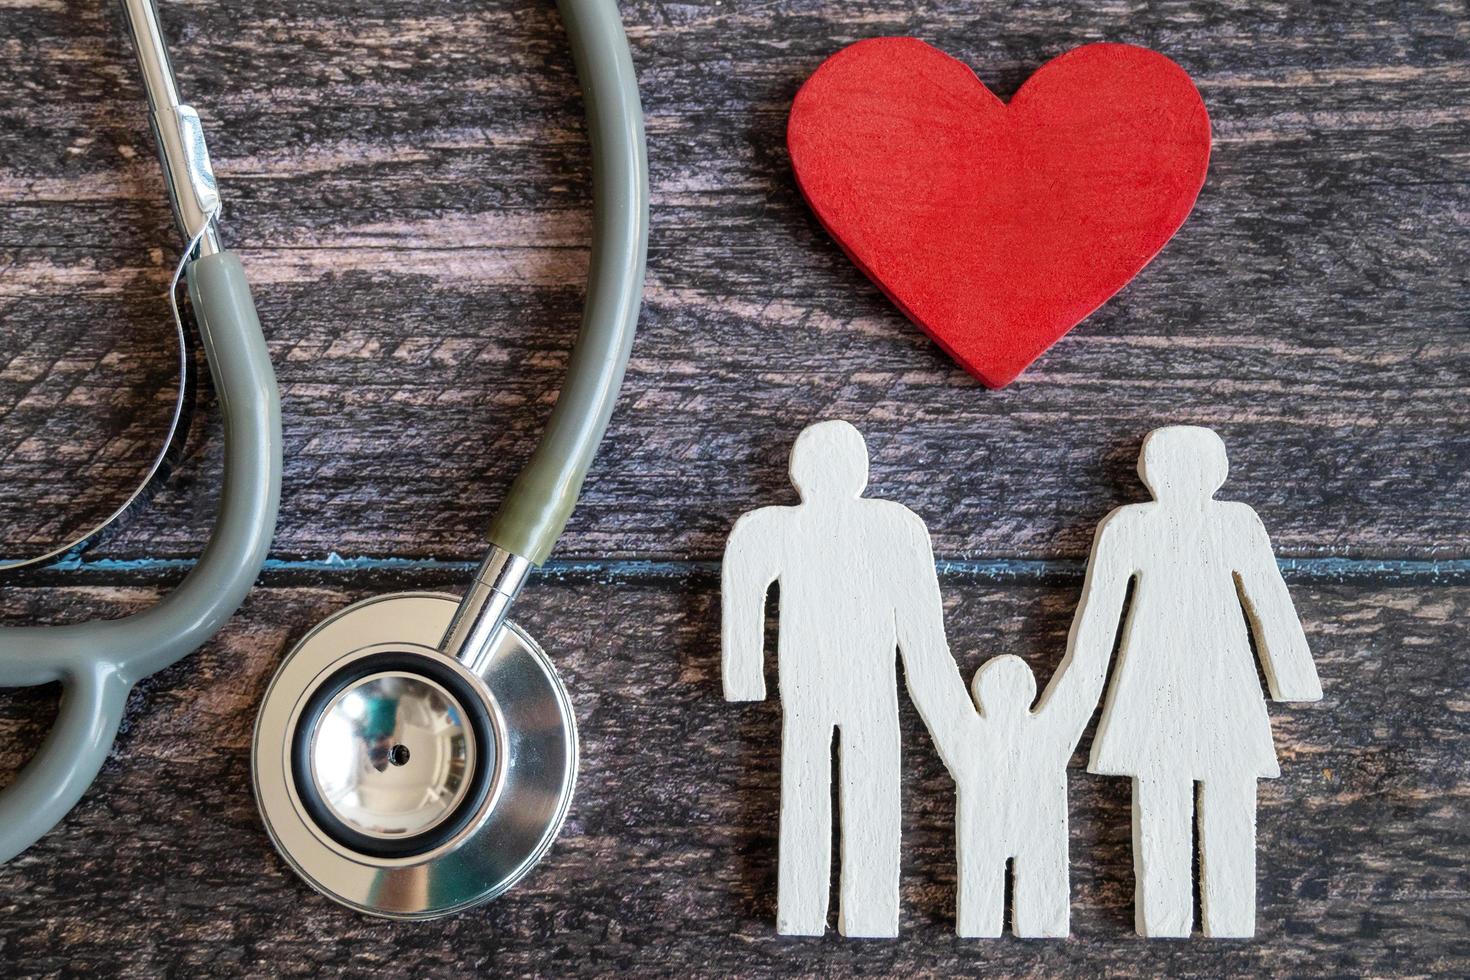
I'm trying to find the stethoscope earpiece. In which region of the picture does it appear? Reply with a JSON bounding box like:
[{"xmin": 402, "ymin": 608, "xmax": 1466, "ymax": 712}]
[{"xmin": 253, "ymin": 593, "xmax": 577, "ymax": 919}]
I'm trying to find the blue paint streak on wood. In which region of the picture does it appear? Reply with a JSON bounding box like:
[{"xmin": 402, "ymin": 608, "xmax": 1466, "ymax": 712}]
[{"xmin": 7, "ymin": 553, "xmax": 1468, "ymax": 584}]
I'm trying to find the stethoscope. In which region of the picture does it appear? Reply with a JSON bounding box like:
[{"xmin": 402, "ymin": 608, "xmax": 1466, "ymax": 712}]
[
  {"xmin": 251, "ymin": 0, "xmax": 647, "ymax": 919},
  {"xmin": 0, "ymin": 0, "xmax": 280, "ymax": 863}
]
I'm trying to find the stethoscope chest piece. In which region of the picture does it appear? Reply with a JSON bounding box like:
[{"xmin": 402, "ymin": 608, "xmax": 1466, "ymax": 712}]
[
  {"xmin": 251, "ymin": 0, "xmax": 646, "ymax": 919},
  {"xmin": 253, "ymin": 593, "xmax": 577, "ymax": 919}
]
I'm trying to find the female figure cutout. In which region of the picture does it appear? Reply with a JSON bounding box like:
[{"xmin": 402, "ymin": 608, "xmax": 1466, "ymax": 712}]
[{"xmin": 1071, "ymin": 426, "xmax": 1322, "ymax": 938}]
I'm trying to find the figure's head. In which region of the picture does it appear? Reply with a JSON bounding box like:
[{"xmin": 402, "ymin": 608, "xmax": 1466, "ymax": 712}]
[
  {"xmin": 789, "ymin": 420, "xmax": 869, "ymax": 501},
  {"xmin": 970, "ymin": 655, "xmax": 1037, "ymax": 720},
  {"xmin": 1138, "ymin": 426, "xmax": 1229, "ymax": 503}
]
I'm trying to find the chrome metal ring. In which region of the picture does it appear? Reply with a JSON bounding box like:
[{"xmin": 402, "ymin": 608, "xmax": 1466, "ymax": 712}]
[{"xmin": 253, "ymin": 592, "xmax": 578, "ymax": 920}]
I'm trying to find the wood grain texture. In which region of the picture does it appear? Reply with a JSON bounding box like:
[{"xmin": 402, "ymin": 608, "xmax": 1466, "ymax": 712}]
[
  {"xmin": 1, "ymin": 0, "xmax": 1467, "ymax": 563},
  {"xmin": 1, "ymin": 0, "xmax": 1467, "ymax": 975},
  {"xmin": 0, "ymin": 577, "xmax": 1465, "ymax": 976}
]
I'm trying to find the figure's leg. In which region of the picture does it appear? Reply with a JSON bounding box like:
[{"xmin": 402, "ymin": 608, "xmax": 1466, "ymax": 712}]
[
  {"xmin": 835, "ymin": 718, "xmax": 901, "ymax": 937},
  {"xmin": 1198, "ymin": 776, "xmax": 1258, "ymax": 938},
  {"xmin": 1011, "ymin": 799, "xmax": 1071, "ymax": 938},
  {"xmin": 777, "ymin": 714, "xmax": 833, "ymax": 936},
  {"xmin": 955, "ymin": 805, "xmax": 1006, "ymax": 938},
  {"xmin": 1132, "ymin": 776, "xmax": 1194, "ymax": 938}
]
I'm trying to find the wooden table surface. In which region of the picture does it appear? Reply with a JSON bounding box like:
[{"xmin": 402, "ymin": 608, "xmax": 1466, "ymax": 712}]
[{"xmin": 1, "ymin": 0, "xmax": 1466, "ymax": 976}]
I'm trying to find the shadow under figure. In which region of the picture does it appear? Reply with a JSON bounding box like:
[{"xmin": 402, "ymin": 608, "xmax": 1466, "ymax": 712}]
[{"xmin": 1072, "ymin": 425, "xmax": 1323, "ymax": 938}]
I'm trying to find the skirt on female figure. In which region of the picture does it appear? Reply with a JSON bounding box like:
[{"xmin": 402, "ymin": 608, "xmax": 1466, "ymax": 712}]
[{"xmin": 1087, "ymin": 569, "xmax": 1280, "ymax": 781}]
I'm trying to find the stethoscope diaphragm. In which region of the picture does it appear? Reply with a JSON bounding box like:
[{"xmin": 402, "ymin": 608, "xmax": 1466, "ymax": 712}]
[{"xmin": 253, "ymin": 592, "xmax": 577, "ymax": 919}]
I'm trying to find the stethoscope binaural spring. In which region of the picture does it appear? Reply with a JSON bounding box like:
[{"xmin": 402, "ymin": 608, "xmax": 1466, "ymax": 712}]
[{"xmin": 251, "ymin": 0, "xmax": 649, "ymax": 919}]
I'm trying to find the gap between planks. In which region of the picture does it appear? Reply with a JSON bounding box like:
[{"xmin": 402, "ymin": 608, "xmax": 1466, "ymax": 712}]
[{"xmin": 1, "ymin": 555, "xmax": 1467, "ymax": 587}]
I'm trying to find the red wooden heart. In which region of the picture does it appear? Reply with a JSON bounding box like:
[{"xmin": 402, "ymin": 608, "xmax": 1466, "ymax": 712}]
[{"xmin": 788, "ymin": 39, "xmax": 1211, "ymax": 388}]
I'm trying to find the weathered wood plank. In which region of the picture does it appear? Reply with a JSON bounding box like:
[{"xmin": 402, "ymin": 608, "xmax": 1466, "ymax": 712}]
[
  {"xmin": 1, "ymin": 0, "xmax": 1466, "ymax": 563},
  {"xmin": 1, "ymin": 1, "xmax": 1466, "ymax": 974},
  {"xmin": 0, "ymin": 577, "xmax": 1463, "ymax": 976}
]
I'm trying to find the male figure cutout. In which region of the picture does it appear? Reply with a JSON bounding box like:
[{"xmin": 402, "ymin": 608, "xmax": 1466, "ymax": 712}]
[{"xmin": 722, "ymin": 420, "xmax": 973, "ymax": 938}]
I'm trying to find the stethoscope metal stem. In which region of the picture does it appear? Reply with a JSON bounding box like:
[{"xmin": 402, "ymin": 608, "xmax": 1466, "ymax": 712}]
[
  {"xmin": 438, "ymin": 547, "xmax": 534, "ymax": 675},
  {"xmin": 121, "ymin": 0, "xmax": 221, "ymax": 257}
]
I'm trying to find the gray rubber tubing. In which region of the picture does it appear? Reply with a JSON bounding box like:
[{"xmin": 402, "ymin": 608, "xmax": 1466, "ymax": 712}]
[
  {"xmin": 484, "ymin": 0, "xmax": 649, "ymax": 565},
  {"xmin": 0, "ymin": 251, "xmax": 281, "ymax": 862}
]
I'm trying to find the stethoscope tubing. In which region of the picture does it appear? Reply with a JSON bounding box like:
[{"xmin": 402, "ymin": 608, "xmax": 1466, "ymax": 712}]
[
  {"xmin": 0, "ymin": 252, "xmax": 281, "ymax": 862},
  {"xmin": 483, "ymin": 0, "xmax": 649, "ymax": 566}
]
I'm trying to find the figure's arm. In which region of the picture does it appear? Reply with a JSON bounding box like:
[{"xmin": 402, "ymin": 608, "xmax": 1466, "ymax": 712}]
[
  {"xmin": 894, "ymin": 517, "xmax": 978, "ymax": 776},
  {"xmin": 1036, "ymin": 511, "xmax": 1133, "ymax": 748},
  {"xmin": 721, "ymin": 509, "xmax": 780, "ymax": 701},
  {"xmin": 1233, "ymin": 507, "xmax": 1322, "ymax": 702}
]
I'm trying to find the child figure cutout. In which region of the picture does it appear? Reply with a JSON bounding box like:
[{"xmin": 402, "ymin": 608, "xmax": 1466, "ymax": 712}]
[
  {"xmin": 955, "ymin": 641, "xmax": 1111, "ymax": 937},
  {"xmin": 1072, "ymin": 425, "xmax": 1322, "ymax": 938}
]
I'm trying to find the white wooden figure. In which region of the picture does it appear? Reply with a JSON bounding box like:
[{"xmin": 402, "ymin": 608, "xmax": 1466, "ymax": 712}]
[
  {"xmin": 722, "ymin": 420, "xmax": 975, "ymax": 938},
  {"xmin": 1070, "ymin": 425, "xmax": 1323, "ymax": 938},
  {"xmin": 954, "ymin": 639, "xmax": 1112, "ymax": 936}
]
